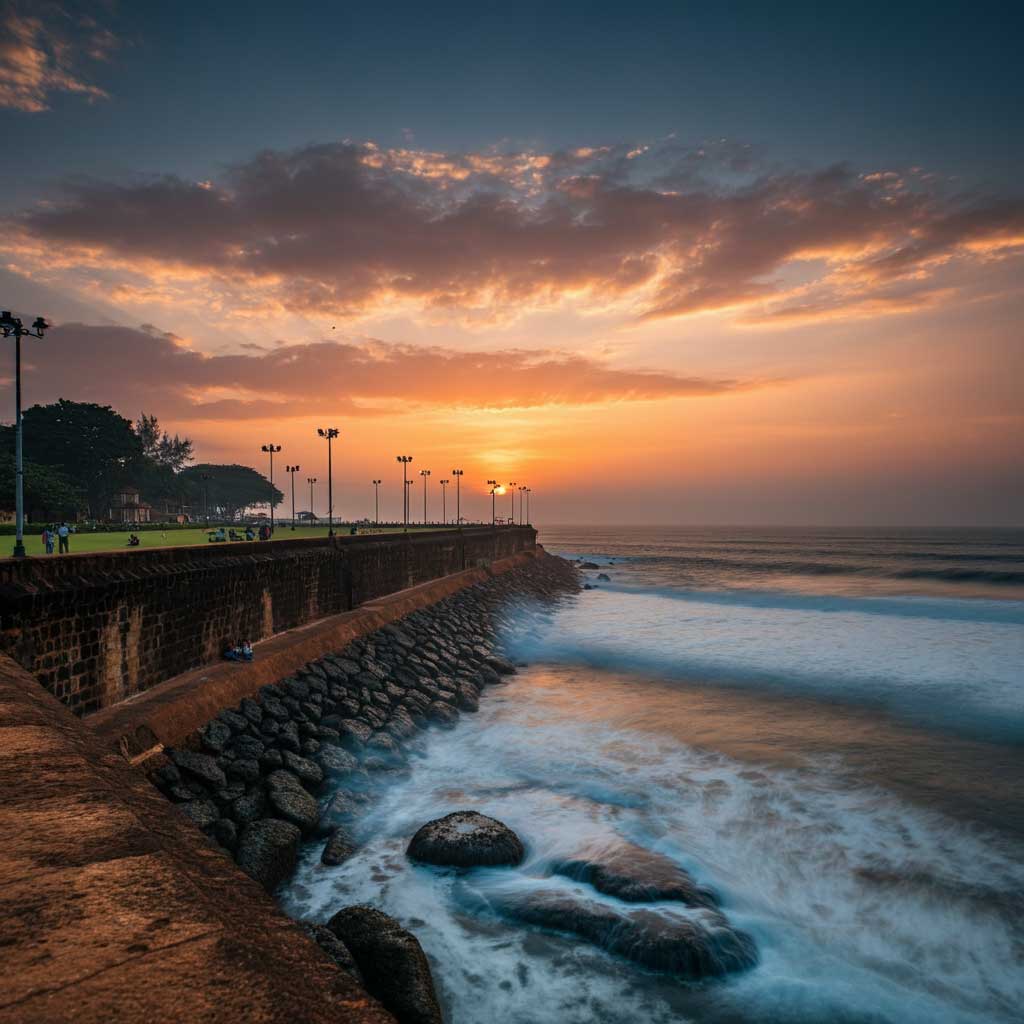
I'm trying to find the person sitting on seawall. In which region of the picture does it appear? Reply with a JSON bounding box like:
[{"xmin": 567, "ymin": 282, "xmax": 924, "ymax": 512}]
[
  {"xmin": 223, "ymin": 639, "xmax": 254, "ymax": 662},
  {"xmin": 127, "ymin": 533, "xmax": 140, "ymax": 547}
]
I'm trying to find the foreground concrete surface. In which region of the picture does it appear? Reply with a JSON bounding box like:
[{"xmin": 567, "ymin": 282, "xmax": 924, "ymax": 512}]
[{"xmin": 0, "ymin": 654, "xmax": 395, "ymax": 1024}]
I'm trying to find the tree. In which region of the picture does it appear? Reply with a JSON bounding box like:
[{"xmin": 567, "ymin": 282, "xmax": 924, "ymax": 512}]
[
  {"xmin": 135, "ymin": 413, "xmax": 193, "ymax": 472},
  {"xmin": 0, "ymin": 454, "xmax": 86, "ymax": 521},
  {"xmin": 178, "ymin": 464, "xmax": 283, "ymax": 521},
  {"xmin": 1, "ymin": 400, "xmax": 142, "ymax": 516}
]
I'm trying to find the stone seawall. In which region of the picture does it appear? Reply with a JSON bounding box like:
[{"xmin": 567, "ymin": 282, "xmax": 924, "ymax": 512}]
[{"xmin": 0, "ymin": 526, "xmax": 536, "ymax": 716}]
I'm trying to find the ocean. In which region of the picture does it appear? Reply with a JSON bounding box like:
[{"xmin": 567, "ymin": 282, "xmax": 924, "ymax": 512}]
[{"xmin": 281, "ymin": 526, "xmax": 1024, "ymax": 1024}]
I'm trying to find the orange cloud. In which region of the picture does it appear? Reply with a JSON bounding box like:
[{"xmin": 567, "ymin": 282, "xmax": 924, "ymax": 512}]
[{"xmin": 5, "ymin": 322, "xmax": 755, "ymax": 420}]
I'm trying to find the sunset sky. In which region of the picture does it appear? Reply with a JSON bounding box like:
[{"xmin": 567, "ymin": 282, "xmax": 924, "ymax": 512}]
[{"xmin": 1, "ymin": 1, "xmax": 1021, "ymax": 525}]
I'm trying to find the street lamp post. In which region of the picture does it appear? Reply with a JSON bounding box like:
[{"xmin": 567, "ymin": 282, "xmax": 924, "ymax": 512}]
[
  {"xmin": 372, "ymin": 480, "xmax": 381, "ymax": 525},
  {"xmin": 395, "ymin": 456, "xmax": 413, "ymax": 530},
  {"xmin": 507, "ymin": 481, "xmax": 516, "ymax": 525},
  {"xmin": 405, "ymin": 479, "xmax": 414, "ymax": 525},
  {"xmin": 286, "ymin": 465, "xmax": 300, "ymax": 529},
  {"xmin": 1, "ymin": 312, "xmax": 49, "ymax": 557},
  {"xmin": 419, "ymin": 469, "xmax": 431, "ymax": 524},
  {"xmin": 525, "ymin": 487, "xmax": 531, "ymax": 524},
  {"xmin": 487, "ymin": 480, "xmax": 498, "ymax": 526},
  {"xmin": 439, "ymin": 479, "xmax": 449, "ymax": 524},
  {"xmin": 318, "ymin": 428, "xmax": 339, "ymax": 536},
  {"xmin": 307, "ymin": 476, "xmax": 317, "ymax": 525},
  {"xmin": 451, "ymin": 469, "xmax": 463, "ymax": 525},
  {"xmin": 517, "ymin": 485, "xmax": 526, "ymax": 525},
  {"xmin": 260, "ymin": 443, "xmax": 282, "ymax": 533},
  {"xmin": 200, "ymin": 472, "xmax": 212, "ymax": 526}
]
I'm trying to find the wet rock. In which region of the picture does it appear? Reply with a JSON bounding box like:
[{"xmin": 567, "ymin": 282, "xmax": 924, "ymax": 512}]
[
  {"xmin": 304, "ymin": 923, "xmax": 363, "ymax": 983},
  {"xmin": 170, "ymin": 749, "xmax": 227, "ymax": 789},
  {"xmin": 235, "ymin": 818, "xmax": 301, "ymax": 891},
  {"xmin": 321, "ymin": 828, "xmax": 357, "ymax": 866},
  {"xmin": 230, "ymin": 787, "xmax": 267, "ymax": 825},
  {"xmin": 201, "ymin": 719, "xmax": 233, "ymax": 753},
  {"xmin": 267, "ymin": 774, "xmax": 321, "ymax": 834},
  {"xmin": 327, "ymin": 905, "xmax": 442, "ymax": 1024},
  {"xmin": 580, "ymin": 561, "xmax": 600, "ymax": 569},
  {"xmin": 226, "ymin": 757, "xmax": 261, "ymax": 785},
  {"xmin": 366, "ymin": 731, "xmax": 405, "ymax": 759},
  {"xmin": 282, "ymin": 750, "xmax": 324, "ymax": 788},
  {"xmin": 497, "ymin": 886, "xmax": 757, "ymax": 979},
  {"xmin": 454, "ymin": 683, "xmax": 480, "ymax": 712},
  {"xmin": 259, "ymin": 748, "xmax": 284, "ymax": 771},
  {"xmin": 596, "ymin": 573, "xmax": 611, "ymax": 582},
  {"xmin": 485, "ymin": 654, "xmax": 516, "ymax": 675},
  {"xmin": 407, "ymin": 810, "xmax": 524, "ymax": 868},
  {"xmin": 207, "ymin": 816, "xmax": 238, "ymax": 852},
  {"xmin": 180, "ymin": 798, "xmax": 219, "ymax": 829},
  {"xmin": 552, "ymin": 840, "xmax": 717, "ymax": 908},
  {"xmin": 426, "ymin": 701, "xmax": 458, "ymax": 728},
  {"xmin": 317, "ymin": 744, "xmax": 359, "ymax": 777}
]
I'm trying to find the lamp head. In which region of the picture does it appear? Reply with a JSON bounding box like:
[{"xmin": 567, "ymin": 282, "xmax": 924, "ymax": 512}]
[{"xmin": 31, "ymin": 316, "xmax": 48, "ymax": 334}]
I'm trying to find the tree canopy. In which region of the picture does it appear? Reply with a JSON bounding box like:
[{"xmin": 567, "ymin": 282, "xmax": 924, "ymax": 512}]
[
  {"xmin": 0, "ymin": 453, "xmax": 85, "ymax": 521},
  {"xmin": 178, "ymin": 464, "xmax": 283, "ymax": 520}
]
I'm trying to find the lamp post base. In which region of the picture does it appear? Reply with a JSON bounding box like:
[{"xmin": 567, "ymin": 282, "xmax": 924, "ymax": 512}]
[{"xmin": 12, "ymin": 541, "xmax": 26, "ymax": 558}]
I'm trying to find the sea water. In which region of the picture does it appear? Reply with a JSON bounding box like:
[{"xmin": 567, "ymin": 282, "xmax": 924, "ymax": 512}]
[{"xmin": 281, "ymin": 527, "xmax": 1024, "ymax": 1024}]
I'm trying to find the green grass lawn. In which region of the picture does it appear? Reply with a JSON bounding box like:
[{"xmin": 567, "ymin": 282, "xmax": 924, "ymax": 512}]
[{"xmin": 18, "ymin": 523, "xmax": 455, "ymax": 556}]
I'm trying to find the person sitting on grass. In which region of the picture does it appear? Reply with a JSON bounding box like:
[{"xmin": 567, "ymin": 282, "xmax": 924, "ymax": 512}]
[
  {"xmin": 245, "ymin": 526, "xmax": 256, "ymax": 541},
  {"xmin": 209, "ymin": 527, "xmax": 226, "ymax": 542},
  {"xmin": 127, "ymin": 533, "xmax": 140, "ymax": 546}
]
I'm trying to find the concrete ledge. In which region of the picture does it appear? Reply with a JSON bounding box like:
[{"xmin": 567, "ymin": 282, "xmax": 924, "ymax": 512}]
[
  {"xmin": 88, "ymin": 547, "xmax": 542, "ymax": 756},
  {"xmin": 0, "ymin": 653, "xmax": 395, "ymax": 1024}
]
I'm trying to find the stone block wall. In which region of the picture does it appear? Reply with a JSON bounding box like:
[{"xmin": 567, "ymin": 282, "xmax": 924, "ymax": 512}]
[{"xmin": 0, "ymin": 526, "xmax": 535, "ymax": 715}]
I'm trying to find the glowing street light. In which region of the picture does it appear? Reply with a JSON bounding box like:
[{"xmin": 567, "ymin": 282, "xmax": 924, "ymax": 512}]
[
  {"xmin": 317, "ymin": 427, "xmax": 339, "ymax": 535},
  {"xmin": 285, "ymin": 465, "xmax": 300, "ymax": 529},
  {"xmin": 372, "ymin": 479, "xmax": 382, "ymax": 525},
  {"xmin": 395, "ymin": 455, "xmax": 413, "ymax": 529},
  {"xmin": 419, "ymin": 469, "xmax": 431, "ymax": 524},
  {"xmin": 439, "ymin": 478, "xmax": 449, "ymax": 524},
  {"xmin": 1, "ymin": 311, "xmax": 49, "ymax": 557},
  {"xmin": 487, "ymin": 480, "xmax": 499, "ymax": 526},
  {"xmin": 260, "ymin": 443, "xmax": 282, "ymax": 532},
  {"xmin": 307, "ymin": 476, "xmax": 317, "ymax": 524},
  {"xmin": 451, "ymin": 468, "xmax": 464, "ymax": 524}
]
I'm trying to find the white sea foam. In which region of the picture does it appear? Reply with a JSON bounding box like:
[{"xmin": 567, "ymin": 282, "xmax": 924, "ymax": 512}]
[{"xmin": 281, "ymin": 670, "xmax": 1024, "ymax": 1024}]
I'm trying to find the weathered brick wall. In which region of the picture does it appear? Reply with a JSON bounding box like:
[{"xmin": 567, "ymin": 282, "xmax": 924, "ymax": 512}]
[{"xmin": 0, "ymin": 526, "xmax": 536, "ymax": 715}]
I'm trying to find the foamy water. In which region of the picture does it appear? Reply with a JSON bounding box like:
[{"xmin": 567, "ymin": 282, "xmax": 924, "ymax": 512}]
[{"xmin": 280, "ymin": 527, "xmax": 1024, "ymax": 1023}]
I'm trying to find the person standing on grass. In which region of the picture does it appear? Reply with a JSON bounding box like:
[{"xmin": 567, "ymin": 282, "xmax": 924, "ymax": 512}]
[
  {"xmin": 57, "ymin": 522, "xmax": 70, "ymax": 554},
  {"xmin": 41, "ymin": 525, "xmax": 54, "ymax": 554}
]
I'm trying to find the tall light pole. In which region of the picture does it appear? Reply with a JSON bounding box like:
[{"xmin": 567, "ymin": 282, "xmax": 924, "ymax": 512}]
[
  {"xmin": 487, "ymin": 480, "xmax": 499, "ymax": 526},
  {"xmin": 1, "ymin": 312, "xmax": 48, "ymax": 557},
  {"xmin": 507, "ymin": 481, "xmax": 516, "ymax": 525},
  {"xmin": 518, "ymin": 485, "xmax": 526, "ymax": 525},
  {"xmin": 419, "ymin": 469, "xmax": 431, "ymax": 524},
  {"xmin": 396, "ymin": 456, "xmax": 413, "ymax": 530},
  {"xmin": 405, "ymin": 479, "xmax": 414, "ymax": 525},
  {"xmin": 286, "ymin": 465, "xmax": 300, "ymax": 529},
  {"xmin": 318, "ymin": 427, "xmax": 339, "ymax": 536},
  {"xmin": 260, "ymin": 443, "xmax": 282, "ymax": 533},
  {"xmin": 439, "ymin": 479, "xmax": 449, "ymax": 524},
  {"xmin": 372, "ymin": 479, "xmax": 381, "ymax": 525},
  {"xmin": 451, "ymin": 468, "xmax": 463, "ymax": 525},
  {"xmin": 525, "ymin": 487, "xmax": 531, "ymax": 525},
  {"xmin": 200, "ymin": 472, "xmax": 212, "ymax": 526},
  {"xmin": 307, "ymin": 476, "xmax": 317, "ymax": 525}
]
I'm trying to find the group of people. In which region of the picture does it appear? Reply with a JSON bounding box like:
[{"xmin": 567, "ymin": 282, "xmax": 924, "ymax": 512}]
[
  {"xmin": 223, "ymin": 639, "xmax": 254, "ymax": 662},
  {"xmin": 208, "ymin": 524, "xmax": 273, "ymax": 543},
  {"xmin": 39, "ymin": 522, "xmax": 72, "ymax": 554}
]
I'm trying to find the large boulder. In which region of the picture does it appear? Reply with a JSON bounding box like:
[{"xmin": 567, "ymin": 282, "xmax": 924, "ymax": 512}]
[
  {"xmin": 303, "ymin": 923, "xmax": 363, "ymax": 983},
  {"xmin": 321, "ymin": 828, "xmax": 357, "ymax": 866},
  {"xmin": 170, "ymin": 748, "xmax": 227, "ymax": 789},
  {"xmin": 266, "ymin": 772, "xmax": 321, "ymax": 833},
  {"xmin": 497, "ymin": 886, "xmax": 757, "ymax": 979},
  {"xmin": 235, "ymin": 818, "xmax": 301, "ymax": 891},
  {"xmin": 551, "ymin": 839, "xmax": 717, "ymax": 908},
  {"xmin": 327, "ymin": 906, "xmax": 442, "ymax": 1024},
  {"xmin": 407, "ymin": 811, "xmax": 524, "ymax": 868}
]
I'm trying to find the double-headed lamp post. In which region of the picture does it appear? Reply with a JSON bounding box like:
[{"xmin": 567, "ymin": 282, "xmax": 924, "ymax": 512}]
[
  {"xmin": 260, "ymin": 443, "xmax": 282, "ymax": 532},
  {"xmin": 307, "ymin": 476, "xmax": 317, "ymax": 524},
  {"xmin": 439, "ymin": 479, "xmax": 449, "ymax": 525},
  {"xmin": 451, "ymin": 469, "xmax": 463, "ymax": 525},
  {"xmin": 317, "ymin": 428, "xmax": 339, "ymax": 536},
  {"xmin": 419, "ymin": 469, "xmax": 431, "ymax": 524},
  {"xmin": 518, "ymin": 485, "xmax": 527, "ymax": 525},
  {"xmin": 1, "ymin": 312, "xmax": 48, "ymax": 557},
  {"xmin": 395, "ymin": 456, "xmax": 413, "ymax": 530},
  {"xmin": 286, "ymin": 465, "xmax": 300, "ymax": 529},
  {"xmin": 372, "ymin": 480, "xmax": 381, "ymax": 525},
  {"xmin": 524, "ymin": 487, "xmax": 532, "ymax": 525},
  {"xmin": 507, "ymin": 481, "xmax": 516, "ymax": 525},
  {"xmin": 487, "ymin": 480, "xmax": 499, "ymax": 526}
]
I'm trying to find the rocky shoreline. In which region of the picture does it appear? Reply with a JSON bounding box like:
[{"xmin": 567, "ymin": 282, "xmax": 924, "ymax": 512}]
[{"xmin": 149, "ymin": 551, "xmax": 756, "ymax": 1023}]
